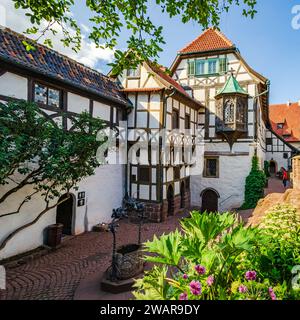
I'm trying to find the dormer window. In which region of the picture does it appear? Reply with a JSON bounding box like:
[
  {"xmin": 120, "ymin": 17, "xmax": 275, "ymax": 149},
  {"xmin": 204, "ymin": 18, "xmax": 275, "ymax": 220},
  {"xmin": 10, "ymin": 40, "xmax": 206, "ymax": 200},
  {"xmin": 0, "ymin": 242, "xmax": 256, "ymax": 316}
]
[{"xmin": 277, "ymin": 123, "xmax": 284, "ymax": 129}]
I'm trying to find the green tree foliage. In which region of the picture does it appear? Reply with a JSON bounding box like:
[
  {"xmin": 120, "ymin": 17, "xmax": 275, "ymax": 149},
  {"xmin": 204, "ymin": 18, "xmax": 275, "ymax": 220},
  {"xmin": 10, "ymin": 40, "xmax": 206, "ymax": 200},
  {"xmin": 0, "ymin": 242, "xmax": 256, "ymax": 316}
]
[
  {"xmin": 13, "ymin": 0, "xmax": 257, "ymax": 73},
  {"xmin": 241, "ymin": 156, "xmax": 266, "ymax": 209},
  {"xmin": 264, "ymin": 160, "xmax": 270, "ymax": 178},
  {"xmin": 0, "ymin": 100, "xmax": 106, "ymax": 250}
]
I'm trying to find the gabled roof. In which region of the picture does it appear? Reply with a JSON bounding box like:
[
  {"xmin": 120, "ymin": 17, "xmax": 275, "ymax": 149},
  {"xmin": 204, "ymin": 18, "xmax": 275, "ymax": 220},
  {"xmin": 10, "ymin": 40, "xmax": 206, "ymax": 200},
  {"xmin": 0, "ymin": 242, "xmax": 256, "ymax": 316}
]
[
  {"xmin": 179, "ymin": 28, "xmax": 235, "ymax": 54},
  {"xmin": 216, "ymin": 74, "xmax": 248, "ymax": 97},
  {"xmin": 0, "ymin": 27, "xmax": 128, "ymax": 106},
  {"xmin": 269, "ymin": 102, "xmax": 300, "ymax": 143},
  {"xmin": 145, "ymin": 62, "xmax": 203, "ymax": 110}
]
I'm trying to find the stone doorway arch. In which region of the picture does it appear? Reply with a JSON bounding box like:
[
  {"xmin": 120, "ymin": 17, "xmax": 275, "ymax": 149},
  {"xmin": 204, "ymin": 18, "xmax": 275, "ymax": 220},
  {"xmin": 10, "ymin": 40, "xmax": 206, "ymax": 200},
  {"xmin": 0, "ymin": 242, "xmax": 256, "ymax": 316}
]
[
  {"xmin": 201, "ymin": 188, "xmax": 220, "ymax": 213},
  {"xmin": 167, "ymin": 185, "xmax": 175, "ymax": 216}
]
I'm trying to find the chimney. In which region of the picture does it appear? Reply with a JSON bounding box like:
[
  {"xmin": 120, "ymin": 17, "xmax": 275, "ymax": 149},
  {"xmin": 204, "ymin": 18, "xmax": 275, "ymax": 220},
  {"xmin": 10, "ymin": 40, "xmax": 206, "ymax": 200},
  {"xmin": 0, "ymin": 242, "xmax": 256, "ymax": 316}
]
[
  {"xmin": 298, "ymin": 100, "xmax": 300, "ymax": 107},
  {"xmin": 287, "ymin": 100, "xmax": 291, "ymax": 106}
]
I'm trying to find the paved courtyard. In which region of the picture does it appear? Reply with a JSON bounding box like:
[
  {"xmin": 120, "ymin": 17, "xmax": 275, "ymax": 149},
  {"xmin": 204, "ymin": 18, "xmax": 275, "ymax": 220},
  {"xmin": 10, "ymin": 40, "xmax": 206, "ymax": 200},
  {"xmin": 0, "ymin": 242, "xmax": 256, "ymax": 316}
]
[{"xmin": 0, "ymin": 214, "xmax": 187, "ymax": 300}]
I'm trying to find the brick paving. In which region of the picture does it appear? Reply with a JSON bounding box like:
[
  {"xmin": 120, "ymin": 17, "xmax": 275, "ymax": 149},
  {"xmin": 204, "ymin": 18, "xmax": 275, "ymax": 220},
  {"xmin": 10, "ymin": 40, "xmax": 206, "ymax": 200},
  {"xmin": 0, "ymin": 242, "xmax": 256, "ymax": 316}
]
[{"xmin": 0, "ymin": 213, "xmax": 188, "ymax": 300}]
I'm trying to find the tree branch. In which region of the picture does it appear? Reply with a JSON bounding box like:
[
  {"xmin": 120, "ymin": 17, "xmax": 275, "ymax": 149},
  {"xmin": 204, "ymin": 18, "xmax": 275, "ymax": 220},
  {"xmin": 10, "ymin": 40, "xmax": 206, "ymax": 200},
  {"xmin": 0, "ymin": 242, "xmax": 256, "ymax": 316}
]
[{"xmin": 0, "ymin": 189, "xmax": 40, "ymax": 219}]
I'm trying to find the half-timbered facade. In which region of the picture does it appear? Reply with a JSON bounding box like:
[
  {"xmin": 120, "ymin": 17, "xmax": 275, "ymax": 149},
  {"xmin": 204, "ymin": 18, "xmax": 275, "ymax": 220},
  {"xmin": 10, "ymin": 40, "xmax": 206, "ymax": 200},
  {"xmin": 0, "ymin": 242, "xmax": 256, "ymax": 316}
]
[
  {"xmin": 170, "ymin": 28, "xmax": 297, "ymax": 212},
  {"xmin": 118, "ymin": 61, "xmax": 203, "ymax": 221}
]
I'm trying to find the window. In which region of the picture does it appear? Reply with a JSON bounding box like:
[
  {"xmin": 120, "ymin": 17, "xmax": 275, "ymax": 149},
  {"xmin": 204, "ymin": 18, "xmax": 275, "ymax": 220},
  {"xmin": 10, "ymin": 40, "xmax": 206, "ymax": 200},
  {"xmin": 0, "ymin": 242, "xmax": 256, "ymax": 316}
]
[
  {"xmin": 138, "ymin": 167, "xmax": 150, "ymax": 183},
  {"xmin": 188, "ymin": 58, "xmax": 227, "ymax": 77},
  {"xmin": 204, "ymin": 157, "xmax": 219, "ymax": 178},
  {"xmin": 266, "ymin": 138, "xmax": 272, "ymax": 146},
  {"xmin": 224, "ymin": 99, "xmax": 235, "ymax": 124},
  {"xmin": 208, "ymin": 59, "xmax": 217, "ymax": 74},
  {"xmin": 172, "ymin": 110, "xmax": 179, "ymax": 129},
  {"xmin": 185, "ymin": 114, "xmax": 191, "ymax": 129},
  {"xmin": 277, "ymin": 123, "xmax": 284, "ymax": 129},
  {"xmin": 195, "ymin": 60, "xmax": 205, "ymax": 75},
  {"xmin": 127, "ymin": 68, "xmax": 140, "ymax": 78},
  {"xmin": 219, "ymin": 58, "xmax": 227, "ymax": 73},
  {"xmin": 174, "ymin": 166, "xmax": 180, "ymax": 180},
  {"xmin": 283, "ymin": 153, "xmax": 289, "ymax": 159},
  {"xmin": 34, "ymin": 83, "xmax": 61, "ymax": 108}
]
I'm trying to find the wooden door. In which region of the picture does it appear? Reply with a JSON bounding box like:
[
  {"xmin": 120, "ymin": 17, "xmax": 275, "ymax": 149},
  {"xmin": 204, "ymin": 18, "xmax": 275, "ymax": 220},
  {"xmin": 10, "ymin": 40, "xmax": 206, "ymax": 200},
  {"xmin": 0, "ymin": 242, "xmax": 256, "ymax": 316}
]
[
  {"xmin": 201, "ymin": 189, "xmax": 218, "ymax": 213},
  {"xmin": 56, "ymin": 194, "xmax": 74, "ymax": 235}
]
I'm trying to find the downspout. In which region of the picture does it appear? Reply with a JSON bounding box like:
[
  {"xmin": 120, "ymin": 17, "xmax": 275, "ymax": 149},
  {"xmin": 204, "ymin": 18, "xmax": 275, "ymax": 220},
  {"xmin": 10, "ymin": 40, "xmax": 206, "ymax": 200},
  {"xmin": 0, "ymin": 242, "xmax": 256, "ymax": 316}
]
[
  {"xmin": 159, "ymin": 88, "xmax": 176, "ymax": 207},
  {"xmin": 124, "ymin": 103, "xmax": 133, "ymax": 199},
  {"xmin": 251, "ymin": 80, "xmax": 270, "ymax": 155}
]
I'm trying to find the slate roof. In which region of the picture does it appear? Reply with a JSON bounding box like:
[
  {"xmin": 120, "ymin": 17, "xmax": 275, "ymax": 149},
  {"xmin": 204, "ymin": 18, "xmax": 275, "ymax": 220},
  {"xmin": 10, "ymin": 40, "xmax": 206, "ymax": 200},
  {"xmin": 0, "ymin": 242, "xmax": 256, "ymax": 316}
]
[
  {"xmin": 179, "ymin": 28, "xmax": 235, "ymax": 54},
  {"xmin": 0, "ymin": 27, "xmax": 128, "ymax": 106}
]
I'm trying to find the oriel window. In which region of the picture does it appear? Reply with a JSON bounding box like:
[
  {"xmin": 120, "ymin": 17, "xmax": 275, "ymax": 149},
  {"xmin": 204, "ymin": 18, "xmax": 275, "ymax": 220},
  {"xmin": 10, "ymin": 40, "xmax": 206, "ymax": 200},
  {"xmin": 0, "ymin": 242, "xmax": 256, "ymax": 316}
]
[{"xmin": 224, "ymin": 99, "xmax": 235, "ymax": 124}]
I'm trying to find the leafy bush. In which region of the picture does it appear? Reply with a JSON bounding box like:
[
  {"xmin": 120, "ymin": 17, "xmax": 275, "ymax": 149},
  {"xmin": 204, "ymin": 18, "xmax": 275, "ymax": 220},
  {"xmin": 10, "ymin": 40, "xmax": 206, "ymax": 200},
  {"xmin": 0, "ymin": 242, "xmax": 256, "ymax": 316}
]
[
  {"xmin": 133, "ymin": 209, "xmax": 300, "ymax": 300},
  {"xmin": 248, "ymin": 204, "xmax": 300, "ymax": 283},
  {"xmin": 241, "ymin": 156, "xmax": 266, "ymax": 209}
]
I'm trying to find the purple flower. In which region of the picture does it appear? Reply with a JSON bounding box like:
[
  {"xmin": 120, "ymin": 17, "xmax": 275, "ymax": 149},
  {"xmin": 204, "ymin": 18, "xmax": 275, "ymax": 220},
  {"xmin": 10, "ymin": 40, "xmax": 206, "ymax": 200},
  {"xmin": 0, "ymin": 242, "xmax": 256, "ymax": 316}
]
[
  {"xmin": 268, "ymin": 287, "xmax": 277, "ymax": 301},
  {"xmin": 195, "ymin": 265, "xmax": 206, "ymax": 275},
  {"xmin": 182, "ymin": 274, "xmax": 188, "ymax": 280},
  {"xmin": 179, "ymin": 292, "xmax": 188, "ymax": 300},
  {"xmin": 245, "ymin": 270, "xmax": 257, "ymax": 281},
  {"xmin": 206, "ymin": 275, "xmax": 214, "ymax": 287},
  {"xmin": 238, "ymin": 285, "xmax": 248, "ymax": 293},
  {"xmin": 189, "ymin": 280, "xmax": 202, "ymax": 296}
]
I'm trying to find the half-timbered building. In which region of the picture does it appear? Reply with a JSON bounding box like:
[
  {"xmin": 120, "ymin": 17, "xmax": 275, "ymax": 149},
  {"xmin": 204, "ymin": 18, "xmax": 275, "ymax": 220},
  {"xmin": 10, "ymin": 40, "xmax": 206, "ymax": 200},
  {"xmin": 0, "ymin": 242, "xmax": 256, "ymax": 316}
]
[{"xmin": 170, "ymin": 28, "xmax": 297, "ymax": 212}]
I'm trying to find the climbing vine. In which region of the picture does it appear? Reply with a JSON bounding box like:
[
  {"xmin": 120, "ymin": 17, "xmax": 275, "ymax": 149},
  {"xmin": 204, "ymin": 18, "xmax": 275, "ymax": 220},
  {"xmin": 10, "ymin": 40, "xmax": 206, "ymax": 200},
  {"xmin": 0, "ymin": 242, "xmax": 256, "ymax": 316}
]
[{"xmin": 241, "ymin": 156, "xmax": 266, "ymax": 209}]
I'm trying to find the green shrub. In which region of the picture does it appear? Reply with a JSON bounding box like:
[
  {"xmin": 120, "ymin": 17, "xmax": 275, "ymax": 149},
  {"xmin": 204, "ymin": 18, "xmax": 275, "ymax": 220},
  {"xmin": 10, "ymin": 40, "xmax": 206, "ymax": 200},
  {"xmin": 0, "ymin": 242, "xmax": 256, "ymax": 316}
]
[{"xmin": 241, "ymin": 156, "xmax": 266, "ymax": 209}]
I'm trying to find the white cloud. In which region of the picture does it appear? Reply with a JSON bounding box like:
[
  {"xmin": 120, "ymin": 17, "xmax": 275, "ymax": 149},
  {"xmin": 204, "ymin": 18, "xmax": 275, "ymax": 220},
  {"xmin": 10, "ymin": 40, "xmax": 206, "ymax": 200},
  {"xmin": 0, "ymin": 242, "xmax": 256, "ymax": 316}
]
[{"xmin": 0, "ymin": 0, "xmax": 115, "ymax": 71}]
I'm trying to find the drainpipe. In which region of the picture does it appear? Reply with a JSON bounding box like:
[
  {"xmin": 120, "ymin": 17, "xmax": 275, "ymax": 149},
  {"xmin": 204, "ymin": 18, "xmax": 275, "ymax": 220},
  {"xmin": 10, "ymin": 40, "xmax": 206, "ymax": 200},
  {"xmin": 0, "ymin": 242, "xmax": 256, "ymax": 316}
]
[
  {"xmin": 124, "ymin": 104, "xmax": 133, "ymax": 199},
  {"xmin": 251, "ymin": 80, "xmax": 270, "ymax": 155},
  {"xmin": 159, "ymin": 88, "xmax": 176, "ymax": 207}
]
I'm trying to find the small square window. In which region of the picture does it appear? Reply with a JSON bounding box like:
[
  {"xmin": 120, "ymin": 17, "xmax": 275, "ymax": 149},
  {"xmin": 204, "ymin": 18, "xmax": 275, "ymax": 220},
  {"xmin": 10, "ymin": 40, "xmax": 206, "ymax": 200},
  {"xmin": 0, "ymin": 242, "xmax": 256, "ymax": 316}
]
[
  {"xmin": 266, "ymin": 138, "xmax": 272, "ymax": 146},
  {"xmin": 138, "ymin": 167, "xmax": 150, "ymax": 183},
  {"xmin": 172, "ymin": 110, "xmax": 179, "ymax": 129},
  {"xmin": 283, "ymin": 153, "xmax": 289, "ymax": 159},
  {"xmin": 185, "ymin": 114, "xmax": 191, "ymax": 130},
  {"xmin": 277, "ymin": 123, "xmax": 284, "ymax": 129},
  {"xmin": 34, "ymin": 83, "xmax": 61, "ymax": 108},
  {"xmin": 174, "ymin": 166, "xmax": 180, "ymax": 180},
  {"xmin": 204, "ymin": 157, "xmax": 219, "ymax": 178}
]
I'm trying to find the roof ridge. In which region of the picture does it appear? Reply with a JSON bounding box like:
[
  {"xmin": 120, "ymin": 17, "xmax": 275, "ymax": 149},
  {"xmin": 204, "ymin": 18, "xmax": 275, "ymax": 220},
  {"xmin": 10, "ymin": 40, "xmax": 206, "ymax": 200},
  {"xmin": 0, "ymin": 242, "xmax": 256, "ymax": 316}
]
[
  {"xmin": 179, "ymin": 27, "xmax": 234, "ymax": 54},
  {"xmin": 0, "ymin": 27, "xmax": 113, "ymax": 82}
]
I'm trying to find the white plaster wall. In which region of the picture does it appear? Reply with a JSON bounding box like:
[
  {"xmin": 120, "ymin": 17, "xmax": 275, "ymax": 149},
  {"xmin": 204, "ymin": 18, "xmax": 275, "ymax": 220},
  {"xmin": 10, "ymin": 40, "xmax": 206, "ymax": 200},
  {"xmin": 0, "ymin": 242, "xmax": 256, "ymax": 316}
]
[
  {"xmin": 191, "ymin": 155, "xmax": 252, "ymax": 212},
  {"xmin": 0, "ymin": 72, "xmax": 27, "ymax": 100},
  {"xmin": 0, "ymin": 164, "xmax": 124, "ymax": 260}
]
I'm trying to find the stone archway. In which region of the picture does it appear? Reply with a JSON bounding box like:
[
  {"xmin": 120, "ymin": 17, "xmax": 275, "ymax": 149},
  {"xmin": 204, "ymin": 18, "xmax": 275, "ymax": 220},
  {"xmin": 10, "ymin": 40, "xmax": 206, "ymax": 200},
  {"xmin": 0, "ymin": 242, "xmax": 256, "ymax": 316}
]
[
  {"xmin": 56, "ymin": 193, "xmax": 75, "ymax": 235},
  {"xmin": 180, "ymin": 181, "xmax": 185, "ymax": 209},
  {"xmin": 167, "ymin": 185, "xmax": 175, "ymax": 216},
  {"xmin": 201, "ymin": 188, "xmax": 219, "ymax": 213}
]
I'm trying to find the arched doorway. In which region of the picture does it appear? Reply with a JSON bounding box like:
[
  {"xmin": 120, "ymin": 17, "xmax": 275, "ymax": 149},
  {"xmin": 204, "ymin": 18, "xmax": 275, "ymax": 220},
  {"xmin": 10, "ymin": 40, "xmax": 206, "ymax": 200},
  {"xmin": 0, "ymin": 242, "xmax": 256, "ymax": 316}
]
[
  {"xmin": 167, "ymin": 185, "xmax": 174, "ymax": 216},
  {"xmin": 269, "ymin": 160, "xmax": 277, "ymax": 175},
  {"xmin": 201, "ymin": 189, "xmax": 219, "ymax": 213},
  {"xmin": 56, "ymin": 193, "xmax": 74, "ymax": 235},
  {"xmin": 180, "ymin": 181, "xmax": 185, "ymax": 209}
]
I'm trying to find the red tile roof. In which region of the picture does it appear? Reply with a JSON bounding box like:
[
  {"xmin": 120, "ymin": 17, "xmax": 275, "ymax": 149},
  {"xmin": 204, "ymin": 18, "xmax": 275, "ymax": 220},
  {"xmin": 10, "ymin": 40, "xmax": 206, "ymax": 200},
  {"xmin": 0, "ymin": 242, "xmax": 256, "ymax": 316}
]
[
  {"xmin": 179, "ymin": 28, "xmax": 235, "ymax": 54},
  {"xmin": 269, "ymin": 102, "xmax": 300, "ymax": 143}
]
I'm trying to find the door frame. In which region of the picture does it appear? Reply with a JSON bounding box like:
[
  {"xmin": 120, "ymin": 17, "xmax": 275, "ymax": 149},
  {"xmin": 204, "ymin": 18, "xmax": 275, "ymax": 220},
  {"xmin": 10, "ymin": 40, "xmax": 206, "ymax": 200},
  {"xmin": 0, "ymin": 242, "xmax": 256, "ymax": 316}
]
[
  {"xmin": 56, "ymin": 193, "xmax": 76, "ymax": 235},
  {"xmin": 200, "ymin": 188, "xmax": 220, "ymax": 213}
]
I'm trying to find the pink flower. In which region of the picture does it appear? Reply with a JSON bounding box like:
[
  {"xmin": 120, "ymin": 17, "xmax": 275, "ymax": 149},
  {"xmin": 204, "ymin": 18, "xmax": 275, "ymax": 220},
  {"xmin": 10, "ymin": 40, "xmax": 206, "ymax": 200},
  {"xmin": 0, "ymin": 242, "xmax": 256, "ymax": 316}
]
[
  {"xmin": 206, "ymin": 275, "xmax": 214, "ymax": 287},
  {"xmin": 268, "ymin": 287, "xmax": 277, "ymax": 300},
  {"xmin": 238, "ymin": 285, "xmax": 248, "ymax": 293},
  {"xmin": 245, "ymin": 270, "xmax": 257, "ymax": 281},
  {"xmin": 190, "ymin": 280, "xmax": 202, "ymax": 296},
  {"xmin": 182, "ymin": 274, "xmax": 188, "ymax": 280},
  {"xmin": 195, "ymin": 265, "xmax": 206, "ymax": 275},
  {"xmin": 179, "ymin": 292, "xmax": 188, "ymax": 300}
]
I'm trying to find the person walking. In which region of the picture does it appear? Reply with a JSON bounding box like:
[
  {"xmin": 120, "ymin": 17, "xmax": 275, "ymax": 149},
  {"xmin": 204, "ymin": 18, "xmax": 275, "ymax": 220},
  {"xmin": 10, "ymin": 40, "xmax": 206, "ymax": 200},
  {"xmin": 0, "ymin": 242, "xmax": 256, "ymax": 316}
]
[{"xmin": 282, "ymin": 168, "xmax": 289, "ymax": 188}]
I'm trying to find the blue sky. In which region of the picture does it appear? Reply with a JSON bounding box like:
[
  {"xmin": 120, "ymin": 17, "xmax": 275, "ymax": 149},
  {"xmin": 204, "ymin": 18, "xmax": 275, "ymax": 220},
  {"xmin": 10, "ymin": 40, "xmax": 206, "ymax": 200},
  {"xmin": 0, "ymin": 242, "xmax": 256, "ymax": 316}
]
[{"xmin": 71, "ymin": 0, "xmax": 300, "ymax": 104}]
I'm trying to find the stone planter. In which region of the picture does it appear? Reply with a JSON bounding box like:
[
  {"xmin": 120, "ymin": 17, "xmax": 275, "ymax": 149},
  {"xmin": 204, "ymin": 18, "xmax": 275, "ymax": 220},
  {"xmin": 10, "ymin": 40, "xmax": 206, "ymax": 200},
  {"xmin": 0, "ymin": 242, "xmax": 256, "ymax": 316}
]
[
  {"xmin": 108, "ymin": 244, "xmax": 144, "ymax": 280},
  {"xmin": 45, "ymin": 223, "xmax": 63, "ymax": 248}
]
